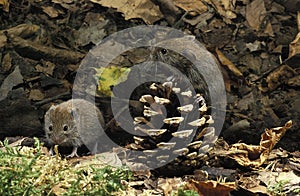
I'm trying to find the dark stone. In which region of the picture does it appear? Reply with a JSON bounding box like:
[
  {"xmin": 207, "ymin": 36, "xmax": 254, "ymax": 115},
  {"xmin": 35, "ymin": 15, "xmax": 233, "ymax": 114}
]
[{"xmin": 0, "ymin": 88, "xmax": 44, "ymax": 140}]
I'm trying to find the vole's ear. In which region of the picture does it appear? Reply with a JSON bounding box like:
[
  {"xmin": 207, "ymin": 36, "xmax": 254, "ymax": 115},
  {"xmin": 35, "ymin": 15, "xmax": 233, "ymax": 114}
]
[
  {"xmin": 45, "ymin": 105, "xmax": 57, "ymax": 121},
  {"xmin": 49, "ymin": 105, "xmax": 57, "ymax": 111},
  {"xmin": 46, "ymin": 105, "xmax": 57, "ymax": 115},
  {"xmin": 69, "ymin": 107, "xmax": 79, "ymax": 118}
]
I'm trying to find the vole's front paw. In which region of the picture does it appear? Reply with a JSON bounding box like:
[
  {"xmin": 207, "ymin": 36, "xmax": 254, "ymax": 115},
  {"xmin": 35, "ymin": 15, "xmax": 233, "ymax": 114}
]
[
  {"xmin": 49, "ymin": 146, "xmax": 54, "ymax": 156},
  {"xmin": 66, "ymin": 146, "xmax": 79, "ymax": 158}
]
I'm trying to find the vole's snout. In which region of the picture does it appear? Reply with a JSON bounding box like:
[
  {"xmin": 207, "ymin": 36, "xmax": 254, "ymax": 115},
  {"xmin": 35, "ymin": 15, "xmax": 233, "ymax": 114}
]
[{"xmin": 50, "ymin": 136, "xmax": 64, "ymax": 145}]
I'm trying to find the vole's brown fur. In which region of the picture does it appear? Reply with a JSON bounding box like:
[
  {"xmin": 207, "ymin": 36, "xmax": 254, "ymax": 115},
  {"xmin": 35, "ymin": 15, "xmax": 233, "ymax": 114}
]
[{"xmin": 44, "ymin": 99, "xmax": 105, "ymax": 157}]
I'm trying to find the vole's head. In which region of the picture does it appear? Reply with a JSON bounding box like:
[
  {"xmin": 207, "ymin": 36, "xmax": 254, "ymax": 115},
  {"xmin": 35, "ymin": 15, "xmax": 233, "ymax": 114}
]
[
  {"xmin": 44, "ymin": 103, "xmax": 79, "ymax": 145},
  {"xmin": 149, "ymin": 47, "xmax": 178, "ymax": 65}
]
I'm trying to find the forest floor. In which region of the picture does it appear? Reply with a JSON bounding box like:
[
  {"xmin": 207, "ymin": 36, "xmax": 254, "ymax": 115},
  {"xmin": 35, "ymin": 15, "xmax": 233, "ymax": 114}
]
[{"xmin": 0, "ymin": 0, "xmax": 300, "ymax": 195}]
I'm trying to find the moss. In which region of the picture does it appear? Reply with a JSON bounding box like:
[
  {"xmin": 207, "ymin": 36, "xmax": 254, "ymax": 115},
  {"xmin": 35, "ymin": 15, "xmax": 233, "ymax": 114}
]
[{"xmin": 0, "ymin": 138, "xmax": 131, "ymax": 196}]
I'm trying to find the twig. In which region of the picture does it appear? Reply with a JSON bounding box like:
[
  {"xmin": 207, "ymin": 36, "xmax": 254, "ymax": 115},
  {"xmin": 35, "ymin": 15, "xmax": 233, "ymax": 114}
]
[
  {"xmin": 8, "ymin": 35, "xmax": 84, "ymax": 64},
  {"xmin": 33, "ymin": 92, "xmax": 71, "ymax": 106}
]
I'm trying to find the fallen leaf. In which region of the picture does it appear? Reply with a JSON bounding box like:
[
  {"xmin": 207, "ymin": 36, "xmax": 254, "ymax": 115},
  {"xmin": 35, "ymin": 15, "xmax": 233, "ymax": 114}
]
[
  {"xmin": 203, "ymin": 0, "xmax": 237, "ymax": 24},
  {"xmin": 157, "ymin": 177, "xmax": 185, "ymax": 196},
  {"xmin": 125, "ymin": 161, "xmax": 151, "ymax": 177},
  {"xmin": 237, "ymin": 175, "xmax": 268, "ymax": 195},
  {"xmin": 35, "ymin": 61, "xmax": 56, "ymax": 76},
  {"xmin": 95, "ymin": 65, "xmax": 131, "ymax": 96},
  {"xmin": 272, "ymin": 45, "xmax": 283, "ymax": 54},
  {"xmin": 1, "ymin": 53, "xmax": 12, "ymax": 72},
  {"xmin": 51, "ymin": 0, "xmax": 77, "ymax": 11},
  {"xmin": 90, "ymin": 0, "xmax": 163, "ymax": 24},
  {"xmin": 264, "ymin": 20, "xmax": 274, "ymax": 36},
  {"xmin": 0, "ymin": 24, "xmax": 40, "ymax": 39},
  {"xmin": 287, "ymin": 75, "xmax": 300, "ymax": 87},
  {"xmin": 258, "ymin": 64, "xmax": 297, "ymax": 92},
  {"xmin": 227, "ymin": 120, "xmax": 292, "ymax": 167},
  {"xmin": 0, "ymin": 0, "xmax": 9, "ymax": 12},
  {"xmin": 41, "ymin": 6, "xmax": 63, "ymax": 18},
  {"xmin": 0, "ymin": 66, "xmax": 23, "ymax": 101},
  {"xmin": 75, "ymin": 13, "xmax": 108, "ymax": 46},
  {"xmin": 216, "ymin": 48, "xmax": 248, "ymax": 85},
  {"xmin": 289, "ymin": 32, "xmax": 300, "ymax": 58},
  {"xmin": 52, "ymin": 0, "xmax": 74, "ymax": 4},
  {"xmin": 173, "ymin": 0, "xmax": 207, "ymax": 16},
  {"xmin": 29, "ymin": 89, "xmax": 44, "ymax": 101},
  {"xmin": 0, "ymin": 34, "xmax": 7, "ymax": 48},
  {"xmin": 298, "ymin": 11, "xmax": 300, "ymax": 31},
  {"xmin": 246, "ymin": 40, "xmax": 264, "ymax": 52},
  {"xmin": 245, "ymin": 0, "xmax": 267, "ymax": 31},
  {"xmin": 187, "ymin": 179, "xmax": 236, "ymax": 196},
  {"xmin": 183, "ymin": 12, "xmax": 214, "ymax": 26},
  {"xmin": 237, "ymin": 92, "xmax": 254, "ymax": 111},
  {"xmin": 258, "ymin": 171, "xmax": 300, "ymax": 194}
]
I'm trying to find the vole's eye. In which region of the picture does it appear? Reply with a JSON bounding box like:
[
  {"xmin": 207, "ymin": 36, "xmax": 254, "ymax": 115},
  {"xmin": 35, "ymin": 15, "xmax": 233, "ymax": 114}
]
[
  {"xmin": 49, "ymin": 124, "xmax": 53, "ymax": 131},
  {"xmin": 160, "ymin": 48, "xmax": 167, "ymax": 55},
  {"xmin": 63, "ymin": 125, "xmax": 68, "ymax": 131}
]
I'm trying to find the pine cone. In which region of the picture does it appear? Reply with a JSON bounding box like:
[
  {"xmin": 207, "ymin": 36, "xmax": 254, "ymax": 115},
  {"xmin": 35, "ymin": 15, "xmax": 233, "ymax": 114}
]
[
  {"xmin": 75, "ymin": 26, "xmax": 227, "ymax": 174},
  {"xmin": 126, "ymin": 81, "xmax": 218, "ymax": 174}
]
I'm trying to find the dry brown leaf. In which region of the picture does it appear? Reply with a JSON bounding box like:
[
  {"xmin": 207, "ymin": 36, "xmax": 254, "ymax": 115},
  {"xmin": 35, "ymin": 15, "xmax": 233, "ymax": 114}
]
[
  {"xmin": 41, "ymin": 6, "xmax": 63, "ymax": 18},
  {"xmin": 0, "ymin": 0, "xmax": 9, "ymax": 12},
  {"xmin": 35, "ymin": 61, "xmax": 56, "ymax": 76},
  {"xmin": 258, "ymin": 171, "xmax": 300, "ymax": 194},
  {"xmin": 246, "ymin": 0, "xmax": 267, "ymax": 31},
  {"xmin": 237, "ymin": 175, "xmax": 268, "ymax": 195},
  {"xmin": 157, "ymin": 178, "xmax": 185, "ymax": 196},
  {"xmin": 216, "ymin": 48, "xmax": 248, "ymax": 85},
  {"xmin": 125, "ymin": 161, "xmax": 151, "ymax": 178},
  {"xmin": 247, "ymin": 185, "xmax": 268, "ymax": 195},
  {"xmin": 1, "ymin": 53, "xmax": 12, "ymax": 72},
  {"xmin": 220, "ymin": 65, "xmax": 232, "ymax": 92},
  {"xmin": 51, "ymin": 0, "xmax": 77, "ymax": 11},
  {"xmin": 204, "ymin": 0, "xmax": 237, "ymax": 23},
  {"xmin": 264, "ymin": 20, "xmax": 274, "ymax": 36},
  {"xmin": 173, "ymin": 0, "xmax": 207, "ymax": 16},
  {"xmin": 285, "ymin": 34, "xmax": 300, "ymax": 67},
  {"xmin": 75, "ymin": 13, "xmax": 108, "ymax": 46},
  {"xmin": 258, "ymin": 64, "xmax": 297, "ymax": 92},
  {"xmin": 227, "ymin": 120, "xmax": 292, "ymax": 167},
  {"xmin": 287, "ymin": 75, "xmax": 300, "ymax": 87},
  {"xmin": 289, "ymin": 32, "xmax": 300, "ymax": 58},
  {"xmin": 0, "ymin": 66, "xmax": 23, "ymax": 101},
  {"xmin": 0, "ymin": 24, "xmax": 40, "ymax": 39},
  {"xmin": 297, "ymin": 11, "xmax": 300, "ymax": 32},
  {"xmin": 0, "ymin": 34, "xmax": 6, "ymax": 48},
  {"xmin": 29, "ymin": 89, "xmax": 45, "ymax": 101},
  {"xmin": 90, "ymin": 0, "xmax": 163, "ymax": 24},
  {"xmin": 52, "ymin": 0, "xmax": 74, "ymax": 4},
  {"xmin": 187, "ymin": 179, "xmax": 236, "ymax": 196},
  {"xmin": 260, "ymin": 120, "xmax": 292, "ymax": 153},
  {"xmin": 246, "ymin": 40, "xmax": 263, "ymax": 52},
  {"xmin": 183, "ymin": 12, "xmax": 214, "ymax": 26}
]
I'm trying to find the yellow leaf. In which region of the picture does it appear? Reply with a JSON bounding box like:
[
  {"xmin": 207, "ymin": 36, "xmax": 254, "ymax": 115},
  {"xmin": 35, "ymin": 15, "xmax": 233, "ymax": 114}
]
[{"xmin": 95, "ymin": 66, "xmax": 130, "ymax": 96}]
